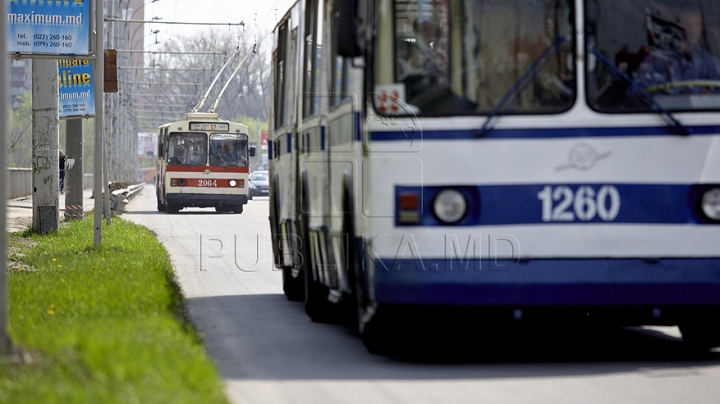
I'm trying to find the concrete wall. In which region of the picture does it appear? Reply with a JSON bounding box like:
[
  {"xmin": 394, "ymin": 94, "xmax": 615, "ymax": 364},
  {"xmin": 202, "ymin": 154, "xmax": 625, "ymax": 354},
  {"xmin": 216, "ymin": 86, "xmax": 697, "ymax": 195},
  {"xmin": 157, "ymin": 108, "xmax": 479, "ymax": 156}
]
[
  {"xmin": 6, "ymin": 168, "xmax": 93, "ymax": 200},
  {"xmin": 7, "ymin": 168, "xmax": 32, "ymax": 200}
]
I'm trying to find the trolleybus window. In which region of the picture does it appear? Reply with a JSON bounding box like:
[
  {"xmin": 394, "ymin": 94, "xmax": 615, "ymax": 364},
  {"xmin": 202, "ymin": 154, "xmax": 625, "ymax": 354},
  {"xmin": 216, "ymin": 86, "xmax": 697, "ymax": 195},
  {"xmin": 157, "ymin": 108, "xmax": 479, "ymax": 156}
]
[
  {"xmin": 375, "ymin": 0, "xmax": 575, "ymax": 116},
  {"xmin": 329, "ymin": 0, "xmax": 351, "ymax": 108},
  {"xmin": 587, "ymin": 0, "xmax": 720, "ymax": 112},
  {"xmin": 209, "ymin": 133, "xmax": 250, "ymax": 167},
  {"xmin": 168, "ymin": 132, "xmax": 207, "ymax": 166}
]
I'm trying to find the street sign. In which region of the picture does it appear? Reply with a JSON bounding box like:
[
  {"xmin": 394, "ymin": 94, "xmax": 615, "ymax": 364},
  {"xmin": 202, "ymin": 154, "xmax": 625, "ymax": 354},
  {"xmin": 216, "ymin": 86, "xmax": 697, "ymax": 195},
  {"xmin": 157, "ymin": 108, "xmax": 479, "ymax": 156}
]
[
  {"xmin": 104, "ymin": 49, "xmax": 118, "ymax": 93},
  {"xmin": 8, "ymin": 0, "xmax": 92, "ymax": 55},
  {"xmin": 58, "ymin": 58, "xmax": 95, "ymax": 117}
]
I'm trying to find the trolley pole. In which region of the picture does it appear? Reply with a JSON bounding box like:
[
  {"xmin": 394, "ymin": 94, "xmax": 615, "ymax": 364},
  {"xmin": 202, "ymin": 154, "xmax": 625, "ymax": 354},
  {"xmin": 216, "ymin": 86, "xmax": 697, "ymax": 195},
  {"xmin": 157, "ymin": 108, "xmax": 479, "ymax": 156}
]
[{"xmin": 94, "ymin": 0, "xmax": 105, "ymax": 248}]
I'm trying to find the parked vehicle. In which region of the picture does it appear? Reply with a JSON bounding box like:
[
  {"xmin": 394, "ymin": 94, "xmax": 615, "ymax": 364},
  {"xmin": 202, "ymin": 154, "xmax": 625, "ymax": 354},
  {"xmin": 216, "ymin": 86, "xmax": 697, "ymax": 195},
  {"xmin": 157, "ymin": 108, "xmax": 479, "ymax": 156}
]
[{"xmin": 248, "ymin": 170, "xmax": 269, "ymax": 200}]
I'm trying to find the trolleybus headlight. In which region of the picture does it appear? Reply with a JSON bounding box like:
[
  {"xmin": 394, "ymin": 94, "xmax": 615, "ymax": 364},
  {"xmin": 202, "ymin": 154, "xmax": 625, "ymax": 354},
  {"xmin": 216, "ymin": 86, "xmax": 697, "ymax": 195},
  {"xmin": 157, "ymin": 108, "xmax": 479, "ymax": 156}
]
[
  {"xmin": 433, "ymin": 189, "xmax": 467, "ymax": 224},
  {"xmin": 701, "ymin": 187, "xmax": 720, "ymax": 220},
  {"xmin": 177, "ymin": 178, "xmax": 186, "ymax": 187},
  {"xmin": 229, "ymin": 180, "xmax": 237, "ymax": 187}
]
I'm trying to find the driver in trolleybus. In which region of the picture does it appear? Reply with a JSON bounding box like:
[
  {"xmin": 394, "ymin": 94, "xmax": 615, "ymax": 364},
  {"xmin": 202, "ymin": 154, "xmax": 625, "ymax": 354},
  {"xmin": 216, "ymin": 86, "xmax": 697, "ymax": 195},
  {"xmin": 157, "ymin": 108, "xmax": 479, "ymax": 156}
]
[{"xmin": 634, "ymin": 4, "xmax": 720, "ymax": 93}]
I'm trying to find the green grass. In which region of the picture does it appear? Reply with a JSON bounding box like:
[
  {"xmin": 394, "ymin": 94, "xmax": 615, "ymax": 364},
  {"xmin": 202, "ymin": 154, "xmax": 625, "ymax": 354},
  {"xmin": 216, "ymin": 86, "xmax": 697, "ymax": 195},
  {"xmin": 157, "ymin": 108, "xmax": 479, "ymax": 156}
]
[{"xmin": 0, "ymin": 218, "xmax": 229, "ymax": 404}]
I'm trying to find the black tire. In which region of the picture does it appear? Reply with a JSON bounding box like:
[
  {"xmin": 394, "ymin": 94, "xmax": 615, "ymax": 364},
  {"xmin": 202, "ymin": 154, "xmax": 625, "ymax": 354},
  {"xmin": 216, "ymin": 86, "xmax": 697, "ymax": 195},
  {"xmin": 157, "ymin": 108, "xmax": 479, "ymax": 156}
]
[
  {"xmin": 269, "ymin": 181, "xmax": 283, "ymax": 269},
  {"xmin": 156, "ymin": 197, "xmax": 166, "ymax": 212},
  {"xmin": 680, "ymin": 323, "xmax": 720, "ymax": 350},
  {"xmin": 282, "ymin": 266, "xmax": 305, "ymax": 302},
  {"xmin": 300, "ymin": 177, "xmax": 338, "ymax": 323},
  {"xmin": 341, "ymin": 175, "xmax": 391, "ymax": 354},
  {"xmin": 167, "ymin": 204, "xmax": 180, "ymax": 214},
  {"xmin": 157, "ymin": 190, "xmax": 167, "ymax": 212},
  {"xmin": 232, "ymin": 205, "xmax": 244, "ymax": 214},
  {"xmin": 359, "ymin": 314, "xmax": 394, "ymax": 355},
  {"xmin": 304, "ymin": 266, "xmax": 339, "ymax": 323}
]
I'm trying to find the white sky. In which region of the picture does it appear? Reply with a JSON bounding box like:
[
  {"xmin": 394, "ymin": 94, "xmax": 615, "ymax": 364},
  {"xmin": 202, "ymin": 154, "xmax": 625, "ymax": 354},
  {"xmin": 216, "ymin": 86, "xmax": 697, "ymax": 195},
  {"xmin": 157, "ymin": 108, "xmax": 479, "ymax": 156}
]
[{"xmin": 140, "ymin": 0, "xmax": 296, "ymax": 48}]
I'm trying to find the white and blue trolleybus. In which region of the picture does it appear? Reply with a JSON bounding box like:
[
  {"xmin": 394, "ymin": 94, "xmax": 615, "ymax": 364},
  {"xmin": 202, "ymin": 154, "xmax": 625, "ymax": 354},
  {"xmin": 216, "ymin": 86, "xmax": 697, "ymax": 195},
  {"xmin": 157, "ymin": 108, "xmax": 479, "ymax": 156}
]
[{"xmin": 269, "ymin": 0, "xmax": 720, "ymax": 352}]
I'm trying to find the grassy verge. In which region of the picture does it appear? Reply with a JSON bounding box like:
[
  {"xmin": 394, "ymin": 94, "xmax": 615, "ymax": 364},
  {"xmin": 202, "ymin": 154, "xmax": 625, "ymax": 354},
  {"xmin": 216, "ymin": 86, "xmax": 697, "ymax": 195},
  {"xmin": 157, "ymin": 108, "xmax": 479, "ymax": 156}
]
[{"xmin": 0, "ymin": 217, "xmax": 229, "ymax": 404}]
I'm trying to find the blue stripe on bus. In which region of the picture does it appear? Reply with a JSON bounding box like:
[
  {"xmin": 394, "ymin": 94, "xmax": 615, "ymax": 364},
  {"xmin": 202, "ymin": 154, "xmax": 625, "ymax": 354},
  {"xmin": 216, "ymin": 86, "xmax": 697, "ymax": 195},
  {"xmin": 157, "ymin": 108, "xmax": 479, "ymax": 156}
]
[
  {"xmin": 370, "ymin": 125, "xmax": 720, "ymax": 141},
  {"xmin": 371, "ymin": 258, "xmax": 720, "ymax": 306},
  {"xmin": 396, "ymin": 184, "xmax": 718, "ymax": 226},
  {"xmin": 321, "ymin": 126, "xmax": 326, "ymax": 151}
]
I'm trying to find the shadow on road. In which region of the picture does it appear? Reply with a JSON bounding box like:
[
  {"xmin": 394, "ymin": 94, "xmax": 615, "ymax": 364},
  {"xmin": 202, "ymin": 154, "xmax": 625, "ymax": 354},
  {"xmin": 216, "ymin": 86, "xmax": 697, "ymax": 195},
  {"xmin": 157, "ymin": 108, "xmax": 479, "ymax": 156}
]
[{"xmin": 185, "ymin": 294, "xmax": 720, "ymax": 381}]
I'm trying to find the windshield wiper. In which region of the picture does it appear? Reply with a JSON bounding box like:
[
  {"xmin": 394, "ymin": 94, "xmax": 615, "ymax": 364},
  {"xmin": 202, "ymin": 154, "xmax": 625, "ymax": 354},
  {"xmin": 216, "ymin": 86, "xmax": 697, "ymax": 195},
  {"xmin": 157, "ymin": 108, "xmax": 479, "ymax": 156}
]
[
  {"xmin": 219, "ymin": 155, "xmax": 230, "ymax": 171},
  {"xmin": 476, "ymin": 35, "xmax": 568, "ymax": 138},
  {"xmin": 590, "ymin": 49, "xmax": 689, "ymax": 136}
]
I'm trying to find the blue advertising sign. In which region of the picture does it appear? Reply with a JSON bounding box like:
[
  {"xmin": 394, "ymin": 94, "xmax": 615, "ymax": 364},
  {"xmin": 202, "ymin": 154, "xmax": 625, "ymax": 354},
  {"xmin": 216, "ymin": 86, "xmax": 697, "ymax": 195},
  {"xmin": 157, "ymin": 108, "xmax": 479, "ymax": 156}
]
[
  {"xmin": 8, "ymin": 0, "xmax": 91, "ymax": 55},
  {"xmin": 58, "ymin": 59, "xmax": 95, "ymax": 117}
]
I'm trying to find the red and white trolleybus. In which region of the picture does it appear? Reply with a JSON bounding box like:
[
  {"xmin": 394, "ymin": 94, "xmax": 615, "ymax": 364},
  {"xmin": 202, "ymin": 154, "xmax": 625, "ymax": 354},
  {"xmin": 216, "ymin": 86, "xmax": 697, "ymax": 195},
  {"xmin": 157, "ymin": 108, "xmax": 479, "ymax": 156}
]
[{"xmin": 156, "ymin": 112, "xmax": 255, "ymax": 214}]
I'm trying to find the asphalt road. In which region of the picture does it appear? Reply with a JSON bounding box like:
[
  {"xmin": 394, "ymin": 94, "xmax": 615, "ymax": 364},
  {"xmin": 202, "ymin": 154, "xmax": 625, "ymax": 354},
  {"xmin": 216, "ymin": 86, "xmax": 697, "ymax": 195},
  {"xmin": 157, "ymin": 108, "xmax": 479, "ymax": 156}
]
[{"xmin": 123, "ymin": 185, "xmax": 720, "ymax": 404}]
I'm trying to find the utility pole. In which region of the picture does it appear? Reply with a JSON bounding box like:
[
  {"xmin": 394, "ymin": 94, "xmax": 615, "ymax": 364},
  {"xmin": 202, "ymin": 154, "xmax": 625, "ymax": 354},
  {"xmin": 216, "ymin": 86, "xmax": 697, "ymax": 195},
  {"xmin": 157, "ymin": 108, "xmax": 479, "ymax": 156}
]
[
  {"xmin": 65, "ymin": 119, "xmax": 84, "ymax": 221},
  {"xmin": 31, "ymin": 60, "xmax": 60, "ymax": 234},
  {"xmin": 94, "ymin": 0, "xmax": 106, "ymax": 248},
  {"xmin": 1, "ymin": 1, "xmax": 14, "ymax": 355}
]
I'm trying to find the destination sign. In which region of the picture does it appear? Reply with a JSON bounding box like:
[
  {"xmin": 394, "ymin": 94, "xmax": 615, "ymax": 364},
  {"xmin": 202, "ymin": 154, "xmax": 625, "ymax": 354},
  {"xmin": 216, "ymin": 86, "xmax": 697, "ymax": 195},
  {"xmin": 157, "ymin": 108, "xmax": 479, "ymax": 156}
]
[{"xmin": 190, "ymin": 122, "xmax": 230, "ymax": 131}]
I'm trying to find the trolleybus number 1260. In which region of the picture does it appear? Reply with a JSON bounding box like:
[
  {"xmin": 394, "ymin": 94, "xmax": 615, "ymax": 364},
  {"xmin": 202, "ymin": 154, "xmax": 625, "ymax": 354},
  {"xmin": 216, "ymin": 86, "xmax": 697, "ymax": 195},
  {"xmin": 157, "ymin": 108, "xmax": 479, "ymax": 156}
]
[{"xmin": 537, "ymin": 185, "xmax": 621, "ymax": 222}]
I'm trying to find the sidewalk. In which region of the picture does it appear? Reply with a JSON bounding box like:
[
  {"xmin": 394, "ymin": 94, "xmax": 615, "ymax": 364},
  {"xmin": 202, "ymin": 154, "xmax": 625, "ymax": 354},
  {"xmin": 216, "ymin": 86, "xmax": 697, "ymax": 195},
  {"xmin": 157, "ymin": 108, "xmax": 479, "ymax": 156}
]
[{"xmin": 5, "ymin": 188, "xmax": 97, "ymax": 233}]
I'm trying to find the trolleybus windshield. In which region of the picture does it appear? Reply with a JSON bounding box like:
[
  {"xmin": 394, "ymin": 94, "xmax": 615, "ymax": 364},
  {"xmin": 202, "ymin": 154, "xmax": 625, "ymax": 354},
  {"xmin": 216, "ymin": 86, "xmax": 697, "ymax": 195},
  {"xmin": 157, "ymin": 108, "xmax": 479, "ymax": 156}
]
[
  {"xmin": 376, "ymin": 0, "xmax": 575, "ymax": 116},
  {"xmin": 209, "ymin": 133, "xmax": 250, "ymax": 167},
  {"xmin": 587, "ymin": 0, "xmax": 720, "ymax": 112},
  {"xmin": 167, "ymin": 132, "xmax": 207, "ymax": 166}
]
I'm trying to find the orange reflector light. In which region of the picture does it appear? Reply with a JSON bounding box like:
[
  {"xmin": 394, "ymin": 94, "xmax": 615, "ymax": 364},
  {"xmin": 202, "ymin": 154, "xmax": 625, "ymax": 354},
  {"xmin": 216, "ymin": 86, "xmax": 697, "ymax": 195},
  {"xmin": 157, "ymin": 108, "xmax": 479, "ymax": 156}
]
[{"xmin": 399, "ymin": 193, "xmax": 419, "ymax": 210}]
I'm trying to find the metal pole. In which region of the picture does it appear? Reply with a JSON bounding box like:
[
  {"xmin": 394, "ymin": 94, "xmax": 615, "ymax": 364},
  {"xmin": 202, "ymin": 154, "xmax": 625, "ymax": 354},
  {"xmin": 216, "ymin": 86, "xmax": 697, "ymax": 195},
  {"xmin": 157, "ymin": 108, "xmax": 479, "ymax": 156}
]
[
  {"xmin": 94, "ymin": 0, "xmax": 105, "ymax": 248},
  {"xmin": 104, "ymin": 132, "xmax": 111, "ymax": 225},
  {"xmin": 65, "ymin": 119, "xmax": 84, "ymax": 221},
  {"xmin": 0, "ymin": 1, "xmax": 14, "ymax": 355}
]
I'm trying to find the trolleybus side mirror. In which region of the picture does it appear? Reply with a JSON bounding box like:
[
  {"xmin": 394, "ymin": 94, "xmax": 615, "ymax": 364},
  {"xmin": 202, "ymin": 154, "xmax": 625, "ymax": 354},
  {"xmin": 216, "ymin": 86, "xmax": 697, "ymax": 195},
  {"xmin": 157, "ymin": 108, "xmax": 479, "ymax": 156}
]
[
  {"xmin": 249, "ymin": 146, "xmax": 256, "ymax": 157},
  {"xmin": 335, "ymin": 0, "xmax": 366, "ymax": 58}
]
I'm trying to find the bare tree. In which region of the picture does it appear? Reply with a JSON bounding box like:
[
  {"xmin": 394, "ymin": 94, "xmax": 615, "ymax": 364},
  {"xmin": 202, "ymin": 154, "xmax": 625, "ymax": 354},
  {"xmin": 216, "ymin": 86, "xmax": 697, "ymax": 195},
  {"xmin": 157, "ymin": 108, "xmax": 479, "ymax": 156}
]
[
  {"xmin": 134, "ymin": 28, "xmax": 272, "ymax": 130},
  {"xmin": 6, "ymin": 91, "xmax": 32, "ymax": 168}
]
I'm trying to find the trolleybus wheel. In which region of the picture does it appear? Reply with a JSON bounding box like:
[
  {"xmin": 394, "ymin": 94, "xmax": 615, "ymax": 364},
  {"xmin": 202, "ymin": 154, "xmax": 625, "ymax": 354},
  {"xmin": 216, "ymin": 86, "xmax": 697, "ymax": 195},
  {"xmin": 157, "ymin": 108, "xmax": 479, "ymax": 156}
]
[
  {"xmin": 282, "ymin": 266, "xmax": 304, "ymax": 302},
  {"xmin": 156, "ymin": 197, "xmax": 166, "ymax": 212},
  {"xmin": 341, "ymin": 179, "xmax": 391, "ymax": 354},
  {"xmin": 679, "ymin": 322, "xmax": 720, "ymax": 350},
  {"xmin": 301, "ymin": 180, "xmax": 338, "ymax": 322},
  {"xmin": 167, "ymin": 204, "xmax": 180, "ymax": 214},
  {"xmin": 232, "ymin": 205, "xmax": 244, "ymax": 214},
  {"xmin": 304, "ymin": 268, "xmax": 339, "ymax": 323}
]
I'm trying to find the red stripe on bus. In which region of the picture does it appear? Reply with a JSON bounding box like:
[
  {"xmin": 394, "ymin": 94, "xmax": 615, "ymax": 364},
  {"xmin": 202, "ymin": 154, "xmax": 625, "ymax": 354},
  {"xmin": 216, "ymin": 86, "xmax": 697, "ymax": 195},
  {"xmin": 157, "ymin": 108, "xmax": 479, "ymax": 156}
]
[{"xmin": 181, "ymin": 178, "xmax": 245, "ymax": 188}]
